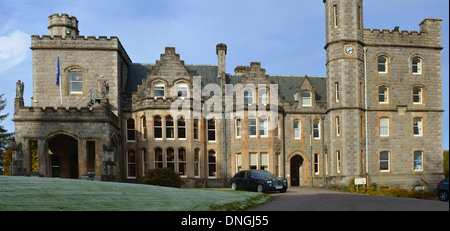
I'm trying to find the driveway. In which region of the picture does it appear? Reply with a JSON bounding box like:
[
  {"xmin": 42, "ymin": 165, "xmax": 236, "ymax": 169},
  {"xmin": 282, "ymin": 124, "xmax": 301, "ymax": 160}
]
[{"xmin": 249, "ymin": 187, "xmax": 449, "ymax": 211}]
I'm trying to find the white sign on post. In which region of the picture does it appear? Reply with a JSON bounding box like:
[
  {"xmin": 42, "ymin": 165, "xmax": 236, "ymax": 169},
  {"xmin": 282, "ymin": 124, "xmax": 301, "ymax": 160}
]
[{"xmin": 355, "ymin": 178, "xmax": 367, "ymax": 185}]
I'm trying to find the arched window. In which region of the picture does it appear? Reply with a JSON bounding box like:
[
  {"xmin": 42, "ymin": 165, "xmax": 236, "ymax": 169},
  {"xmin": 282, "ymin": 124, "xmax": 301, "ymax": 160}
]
[
  {"xmin": 194, "ymin": 148, "xmax": 200, "ymax": 177},
  {"xmin": 301, "ymin": 91, "xmax": 312, "ymax": 107},
  {"xmin": 154, "ymin": 116, "xmax": 162, "ymax": 139},
  {"xmin": 153, "ymin": 82, "xmax": 165, "ymax": 97},
  {"xmin": 414, "ymin": 151, "xmax": 423, "ymax": 171},
  {"xmin": 166, "ymin": 116, "xmax": 174, "ymax": 139},
  {"xmin": 208, "ymin": 150, "xmax": 217, "ymax": 178},
  {"xmin": 378, "ymin": 86, "xmax": 389, "ymax": 104},
  {"xmin": 244, "ymin": 90, "xmax": 254, "ymax": 104},
  {"xmin": 166, "ymin": 148, "xmax": 175, "ymax": 171},
  {"xmin": 377, "ymin": 55, "xmax": 388, "ymax": 73},
  {"xmin": 126, "ymin": 118, "xmax": 135, "ymax": 142},
  {"xmin": 154, "ymin": 148, "xmax": 163, "ymax": 168},
  {"xmin": 177, "ymin": 116, "xmax": 186, "ymax": 139},
  {"xmin": 178, "ymin": 148, "xmax": 186, "ymax": 176},
  {"xmin": 258, "ymin": 89, "xmax": 269, "ymax": 105},
  {"xmin": 176, "ymin": 82, "xmax": 188, "ymax": 97},
  {"xmin": 412, "ymin": 57, "xmax": 422, "ymax": 75},
  {"xmin": 141, "ymin": 116, "xmax": 147, "ymax": 141}
]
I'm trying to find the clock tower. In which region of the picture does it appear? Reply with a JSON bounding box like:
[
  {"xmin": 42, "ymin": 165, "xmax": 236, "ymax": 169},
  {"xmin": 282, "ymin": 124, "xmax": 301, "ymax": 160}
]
[{"xmin": 323, "ymin": 0, "xmax": 366, "ymax": 181}]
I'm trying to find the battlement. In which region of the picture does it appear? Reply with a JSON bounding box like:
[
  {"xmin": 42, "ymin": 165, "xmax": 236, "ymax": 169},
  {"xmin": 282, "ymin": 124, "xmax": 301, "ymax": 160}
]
[
  {"xmin": 30, "ymin": 34, "xmax": 132, "ymax": 64},
  {"xmin": 48, "ymin": 13, "xmax": 79, "ymax": 38},
  {"xmin": 13, "ymin": 105, "xmax": 118, "ymax": 125},
  {"xmin": 363, "ymin": 18, "xmax": 442, "ymax": 49},
  {"xmin": 31, "ymin": 34, "xmax": 119, "ymax": 41},
  {"xmin": 48, "ymin": 13, "xmax": 78, "ymax": 27},
  {"xmin": 363, "ymin": 28, "xmax": 421, "ymax": 35}
]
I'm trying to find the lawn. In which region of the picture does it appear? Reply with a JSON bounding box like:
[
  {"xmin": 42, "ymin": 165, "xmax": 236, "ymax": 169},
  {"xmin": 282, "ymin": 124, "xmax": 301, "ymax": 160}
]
[{"xmin": 0, "ymin": 176, "xmax": 271, "ymax": 211}]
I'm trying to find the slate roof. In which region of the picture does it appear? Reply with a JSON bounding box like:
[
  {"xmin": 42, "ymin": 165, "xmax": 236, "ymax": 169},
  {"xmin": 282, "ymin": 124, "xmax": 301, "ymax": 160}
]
[{"xmin": 125, "ymin": 63, "xmax": 327, "ymax": 103}]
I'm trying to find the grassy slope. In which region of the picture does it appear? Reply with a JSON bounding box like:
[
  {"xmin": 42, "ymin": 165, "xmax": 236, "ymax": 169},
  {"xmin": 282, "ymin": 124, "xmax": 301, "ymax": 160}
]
[{"xmin": 0, "ymin": 176, "xmax": 271, "ymax": 211}]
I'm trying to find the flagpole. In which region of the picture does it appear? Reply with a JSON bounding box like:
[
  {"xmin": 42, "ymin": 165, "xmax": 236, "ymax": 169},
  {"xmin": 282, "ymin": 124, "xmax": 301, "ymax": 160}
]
[{"xmin": 57, "ymin": 54, "xmax": 63, "ymax": 106}]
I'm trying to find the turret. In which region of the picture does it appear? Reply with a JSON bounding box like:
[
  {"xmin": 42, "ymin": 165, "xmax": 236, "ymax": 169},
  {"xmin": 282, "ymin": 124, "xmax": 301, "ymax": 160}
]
[
  {"xmin": 48, "ymin": 13, "xmax": 79, "ymax": 38},
  {"xmin": 323, "ymin": 0, "xmax": 363, "ymax": 44}
]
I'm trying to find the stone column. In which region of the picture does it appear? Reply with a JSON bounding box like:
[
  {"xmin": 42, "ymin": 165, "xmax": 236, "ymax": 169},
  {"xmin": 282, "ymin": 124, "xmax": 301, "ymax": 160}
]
[
  {"xmin": 37, "ymin": 139, "xmax": 48, "ymax": 177},
  {"xmin": 78, "ymin": 139, "xmax": 87, "ymax": 178}
]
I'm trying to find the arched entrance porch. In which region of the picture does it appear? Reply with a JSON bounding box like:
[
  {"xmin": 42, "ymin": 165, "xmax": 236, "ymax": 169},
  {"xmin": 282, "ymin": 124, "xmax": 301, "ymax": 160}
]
[
  {"xmin": 288, "ymin": 153, "xmax": 309, "ymax": 187},
  {"xmin": 47, "ymin": 133, "xmax": 79, "ymax": 179}
]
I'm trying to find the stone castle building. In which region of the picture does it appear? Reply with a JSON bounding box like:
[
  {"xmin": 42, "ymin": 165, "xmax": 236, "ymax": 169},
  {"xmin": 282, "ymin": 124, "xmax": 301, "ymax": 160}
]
[{"xmin": 10, "ymin": 0, "xmax": 444, "ymax": 190}]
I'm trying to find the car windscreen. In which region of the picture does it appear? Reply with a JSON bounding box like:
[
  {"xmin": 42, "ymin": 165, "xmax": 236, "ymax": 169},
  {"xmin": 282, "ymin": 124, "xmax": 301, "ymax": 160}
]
[{"xmin": 252, "ymin": 171, "xmax": 274, "ymax": 178}]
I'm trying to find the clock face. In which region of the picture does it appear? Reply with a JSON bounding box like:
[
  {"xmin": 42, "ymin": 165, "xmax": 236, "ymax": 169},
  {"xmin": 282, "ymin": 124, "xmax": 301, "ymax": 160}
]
[{"xmin": 345, "ymin": 46, "xmax": 355, "ymax": 55}]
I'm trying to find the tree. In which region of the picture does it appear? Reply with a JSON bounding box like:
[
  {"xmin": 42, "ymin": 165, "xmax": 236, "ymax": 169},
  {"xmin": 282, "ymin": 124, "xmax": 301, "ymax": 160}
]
[
  {"xmin": 0, "ymin": 93, "xmax": 13, "ymax": 174},
  {"xmin": 1, "ymin": 148, "xmax": 12, "ymax": 175}
]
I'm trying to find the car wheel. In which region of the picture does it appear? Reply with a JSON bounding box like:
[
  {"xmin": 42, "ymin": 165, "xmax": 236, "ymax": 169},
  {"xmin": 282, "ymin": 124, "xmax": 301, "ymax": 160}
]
[
  {"xmin": 280, "ymin": 189, "xmax": 287, "ymax": 193},
  {"xmin": 231, "ymin": 182, "xmax": 237, "ymax": 191},
  {"xmin": 257, "ymin": 184, "xmax": 264, "ymax": 193},
  {"xmin": 438, "ymin": 190, "xmax": 449, "ymax": 202}
]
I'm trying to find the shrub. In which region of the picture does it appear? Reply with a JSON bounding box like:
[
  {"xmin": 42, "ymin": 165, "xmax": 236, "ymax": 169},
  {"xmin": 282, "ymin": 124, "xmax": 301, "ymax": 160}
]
[
  {"xmin": 141, "ymin": 168, "xmax": 184, "ymax": 188},
  {"xmin": 1, "ymin": 148, "xmax": 12, "ymax": 175}
]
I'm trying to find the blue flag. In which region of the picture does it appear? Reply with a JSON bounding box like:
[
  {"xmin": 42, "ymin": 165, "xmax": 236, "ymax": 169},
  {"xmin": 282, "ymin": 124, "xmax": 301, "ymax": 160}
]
[{"xmin": 56, "ymin": 55, "xmax": 60, "ymax": 87}]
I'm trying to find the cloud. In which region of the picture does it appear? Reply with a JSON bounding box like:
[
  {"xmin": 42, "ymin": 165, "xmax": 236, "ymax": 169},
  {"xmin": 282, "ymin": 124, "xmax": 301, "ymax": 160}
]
[{"xmin": 0, "ymin": 30, "xmax": 29, "ymax": 74}]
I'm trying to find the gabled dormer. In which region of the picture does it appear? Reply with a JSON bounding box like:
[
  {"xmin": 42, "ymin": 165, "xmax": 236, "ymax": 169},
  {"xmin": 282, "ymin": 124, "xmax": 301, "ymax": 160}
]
[
  {"xmin": 137, "ymin": 47, "xmax": 193, "ymax": 100},
  {"xmin": 297, "ymin": 76, "xmax": 316, "ymax": 108}
]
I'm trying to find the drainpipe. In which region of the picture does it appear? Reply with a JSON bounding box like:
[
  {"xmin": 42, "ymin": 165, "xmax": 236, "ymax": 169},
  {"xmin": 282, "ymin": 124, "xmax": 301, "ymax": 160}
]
[
  {"xmin": 321, "ymin": 115, "xmax": 326, "ymax": 187},
  {"xmin": 283, "ymin": 112, "xmax": 287, "ymax": 180},
  {"xmin": 222, "ymin": 76, "xmax": 227, "ymax": 187},
  {"xmin": 310, "ymin": 115, "xmax": 313, "ymax": 187},
  {"xmin": 364, "ymin": 47, "xmax": 369, "ymax": 181}
]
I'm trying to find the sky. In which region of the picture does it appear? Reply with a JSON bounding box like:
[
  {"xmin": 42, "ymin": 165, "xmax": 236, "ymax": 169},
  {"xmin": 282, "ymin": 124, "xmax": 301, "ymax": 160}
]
[{"xmin": 0, "ymin": 0, "xmax": 448, "ymax": 150}]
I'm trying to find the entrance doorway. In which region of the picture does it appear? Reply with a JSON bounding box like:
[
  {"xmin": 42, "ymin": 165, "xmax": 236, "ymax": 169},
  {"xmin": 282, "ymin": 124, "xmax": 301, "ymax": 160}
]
[
  {"xmin": 47, "ymin": 134, "xmax": 79, "ymax": 179},
  {"xmin": 290, "ymin": 155, "xmax": 304, "ymax": 186}
]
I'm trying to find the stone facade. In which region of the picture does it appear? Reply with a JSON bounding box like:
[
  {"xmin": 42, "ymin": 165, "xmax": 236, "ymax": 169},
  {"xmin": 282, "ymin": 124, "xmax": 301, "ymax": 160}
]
[{"xmin": 10, "ymin": 0, "xmax": 444, "ymax": 191}]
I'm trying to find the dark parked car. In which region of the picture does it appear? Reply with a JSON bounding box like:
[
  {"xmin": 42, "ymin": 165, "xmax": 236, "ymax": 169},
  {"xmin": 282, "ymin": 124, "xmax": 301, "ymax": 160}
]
[
  {"xmin": 230, "ymin": 170, "xmax": 287, "ymax": 193},
  {"xmin": 437, "ymin": 178, "xmax": 449, "ymax": 202}
]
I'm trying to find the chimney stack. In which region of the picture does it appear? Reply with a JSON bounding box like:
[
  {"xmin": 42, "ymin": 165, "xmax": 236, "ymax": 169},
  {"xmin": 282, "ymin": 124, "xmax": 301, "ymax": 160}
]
[{"xmin": 216, "ymin": 43, "xmax": 227, "ymax": 77}]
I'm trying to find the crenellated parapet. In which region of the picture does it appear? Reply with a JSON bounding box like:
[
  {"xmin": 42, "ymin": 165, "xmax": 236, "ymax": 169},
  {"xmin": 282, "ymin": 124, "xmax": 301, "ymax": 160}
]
[
  {"xmin": 30, "ymin": 34, "xmax": 131, "ymax": 64},
  {"xmin": 48, "ymin": 13, "xmax": 79, "ymax": 38},
  {"xmin": 363, "ymin": 18, "xmax": 442, "ymax": 49},
  {"xmin": 13, "ymin": 103, "xmax": 118, "ymax": 127}
]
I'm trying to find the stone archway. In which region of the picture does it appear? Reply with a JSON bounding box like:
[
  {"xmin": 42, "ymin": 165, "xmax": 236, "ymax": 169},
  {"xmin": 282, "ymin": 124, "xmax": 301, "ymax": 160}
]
[
  {"xmin": 47, "ymin": 134, "xmax": 79, "ymax": 179},
  {"xmin": 290, "ymin": 155, "xmax": 304, "ymax": 186}
]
